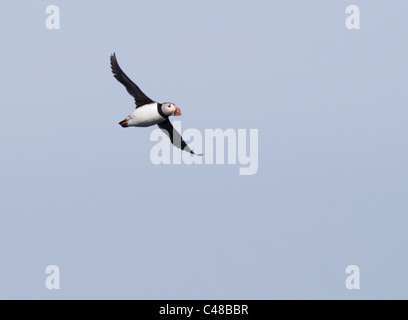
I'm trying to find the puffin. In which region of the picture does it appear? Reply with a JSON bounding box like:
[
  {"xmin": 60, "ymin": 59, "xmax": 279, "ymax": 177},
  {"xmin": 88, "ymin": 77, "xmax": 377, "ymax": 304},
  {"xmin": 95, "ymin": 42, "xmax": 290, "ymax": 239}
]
[{"xmin": 110, "ymin": 53, "xmax": 202, "ymax": 156}]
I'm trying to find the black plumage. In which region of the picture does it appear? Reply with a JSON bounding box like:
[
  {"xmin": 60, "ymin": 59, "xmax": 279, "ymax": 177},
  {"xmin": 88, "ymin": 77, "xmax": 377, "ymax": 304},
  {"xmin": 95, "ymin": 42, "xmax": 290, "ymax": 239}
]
[
  {"xmin": 110, "ymin": 53, "xmax": 202, "ymax": 156},
  {"xmin": 110, "ymin": 53, "xmax": 154, "ymax": 108}
]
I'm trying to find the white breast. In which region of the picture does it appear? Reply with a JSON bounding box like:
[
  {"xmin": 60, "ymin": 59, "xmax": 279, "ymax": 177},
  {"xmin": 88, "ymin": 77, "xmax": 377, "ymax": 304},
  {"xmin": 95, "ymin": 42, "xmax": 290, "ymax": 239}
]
[{"xmin": 129, "ymin": 103, "xmax": 165, "ymax": 127}]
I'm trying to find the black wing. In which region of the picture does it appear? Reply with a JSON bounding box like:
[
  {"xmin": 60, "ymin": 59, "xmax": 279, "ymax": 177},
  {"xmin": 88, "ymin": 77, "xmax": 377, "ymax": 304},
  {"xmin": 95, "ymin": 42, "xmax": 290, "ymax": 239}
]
[
  {"xmin": 110, "ymin": 53, "xmax": 155, "ymax": 108},
  {"xmin": 158, "ymin": 120, "xmax": 203, "ymax": 156}
]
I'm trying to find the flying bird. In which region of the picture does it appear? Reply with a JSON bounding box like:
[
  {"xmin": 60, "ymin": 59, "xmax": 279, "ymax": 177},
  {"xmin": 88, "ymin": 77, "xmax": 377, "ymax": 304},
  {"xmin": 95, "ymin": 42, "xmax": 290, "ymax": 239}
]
[{"xmin": 110, "ymin": 53, "xmax": 202, "ymax": 156}]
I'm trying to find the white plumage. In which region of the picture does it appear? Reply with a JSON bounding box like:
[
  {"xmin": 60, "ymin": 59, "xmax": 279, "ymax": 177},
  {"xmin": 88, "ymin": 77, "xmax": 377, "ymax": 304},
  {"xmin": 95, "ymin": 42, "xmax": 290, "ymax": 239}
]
[
  {"xmin": 127, "ymin": 103, "xmax": 164, "ymax": 127},
  {"xmin": 110, "ymin": 53, "xmax": 202, "ymax": 155}
]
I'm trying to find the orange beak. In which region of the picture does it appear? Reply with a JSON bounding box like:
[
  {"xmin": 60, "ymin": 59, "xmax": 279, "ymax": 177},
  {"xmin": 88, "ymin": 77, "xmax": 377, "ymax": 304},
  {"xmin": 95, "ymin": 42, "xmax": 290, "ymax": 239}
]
[
  {"xmin": 174, "ymin": 106, "xmax": 182, "ymax": 116},
  {"xmin": 119, "ymin": 119, "xmax": 129, "ymax": 127}
]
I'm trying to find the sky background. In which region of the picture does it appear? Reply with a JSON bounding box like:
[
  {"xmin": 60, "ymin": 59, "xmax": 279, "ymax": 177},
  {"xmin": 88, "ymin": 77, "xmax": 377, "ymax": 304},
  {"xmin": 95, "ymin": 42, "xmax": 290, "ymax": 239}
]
[{"xmin": 0, "ymin": 1, "xmax": 407, "ymax": 299}]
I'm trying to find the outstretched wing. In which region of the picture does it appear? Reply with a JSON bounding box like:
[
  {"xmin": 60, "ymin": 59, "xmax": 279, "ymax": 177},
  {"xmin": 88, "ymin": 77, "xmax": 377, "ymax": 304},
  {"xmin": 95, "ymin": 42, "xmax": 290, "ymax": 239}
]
[
  {"xmin": 157, "ymin": 120, "xmax": 202, "ymax": 156},
  {"xmin": 110, "ymin": 53, "xmax": 155, "ymax": 108}
]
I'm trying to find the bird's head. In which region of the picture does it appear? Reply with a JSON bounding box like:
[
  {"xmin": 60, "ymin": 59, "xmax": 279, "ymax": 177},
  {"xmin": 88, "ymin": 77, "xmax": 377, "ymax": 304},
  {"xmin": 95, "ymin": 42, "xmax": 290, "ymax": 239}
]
[{"xmin": 162, "ymin": 103, "xmax": 181, "ymax": 117}]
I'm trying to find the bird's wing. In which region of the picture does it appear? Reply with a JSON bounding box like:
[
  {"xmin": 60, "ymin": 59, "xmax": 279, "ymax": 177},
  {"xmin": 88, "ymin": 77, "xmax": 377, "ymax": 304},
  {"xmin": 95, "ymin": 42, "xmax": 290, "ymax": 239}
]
[
  {"xmin": 157, "ymin": 120, "xmax": 202, "ymax": 156},
  {"xmin": 110, "ymin": 53, "xmax": 155, "ymax": 108}
]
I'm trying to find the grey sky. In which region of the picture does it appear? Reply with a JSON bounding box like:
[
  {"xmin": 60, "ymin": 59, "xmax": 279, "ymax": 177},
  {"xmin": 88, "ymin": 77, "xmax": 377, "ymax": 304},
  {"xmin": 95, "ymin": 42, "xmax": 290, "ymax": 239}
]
[{"xmin": 0, "ymin": 1, "xmax": 407, "ymax": 299}]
